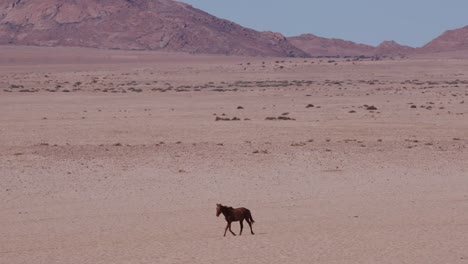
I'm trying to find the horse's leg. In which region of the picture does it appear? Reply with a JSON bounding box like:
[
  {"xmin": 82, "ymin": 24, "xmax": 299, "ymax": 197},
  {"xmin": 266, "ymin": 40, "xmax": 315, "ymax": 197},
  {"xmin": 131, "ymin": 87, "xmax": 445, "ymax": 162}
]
[
  {"xmin": 228, "ymin": 222, "xmax": 236, "ymax": 236},
  {"xmin": 239, "ymin": 220, "xmax": 244, "ymax": 235},
  {"xmin": 224, "ymin": 222, "xmax": 230, "ymax": 237},
  {"xmin": 246, "ymin": 219, "xmax": 255, "ymax": 235}
]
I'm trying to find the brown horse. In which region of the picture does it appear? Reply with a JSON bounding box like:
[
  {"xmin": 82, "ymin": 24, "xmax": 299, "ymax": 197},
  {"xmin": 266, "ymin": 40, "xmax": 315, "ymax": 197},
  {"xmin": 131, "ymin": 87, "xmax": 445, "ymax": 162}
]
[{"xmin": 216, "ymin": 204, "xmax": 255, "ymax": 237}]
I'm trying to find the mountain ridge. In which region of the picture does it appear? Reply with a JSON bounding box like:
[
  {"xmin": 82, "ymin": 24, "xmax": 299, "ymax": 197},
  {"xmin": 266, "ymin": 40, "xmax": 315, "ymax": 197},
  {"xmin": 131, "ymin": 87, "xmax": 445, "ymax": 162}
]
[{"xmin": 0, "ymin": 0, "xmax": 467, "ymax": 57}]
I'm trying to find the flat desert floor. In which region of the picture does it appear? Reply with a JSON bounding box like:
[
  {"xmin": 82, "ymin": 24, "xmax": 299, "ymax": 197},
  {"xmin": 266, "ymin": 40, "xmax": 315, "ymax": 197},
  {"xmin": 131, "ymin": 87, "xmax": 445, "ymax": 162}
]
[{"xmin": 1, "ymin": 46, "xmax": 467, "ymax": 264}]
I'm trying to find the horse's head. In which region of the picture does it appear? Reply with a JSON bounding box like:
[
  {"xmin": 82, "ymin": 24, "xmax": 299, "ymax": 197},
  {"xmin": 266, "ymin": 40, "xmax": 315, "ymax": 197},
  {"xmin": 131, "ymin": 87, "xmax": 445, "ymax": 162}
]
[{"xmin": 216, "ymin": 203, "xmax": 222, "ymax": 217}]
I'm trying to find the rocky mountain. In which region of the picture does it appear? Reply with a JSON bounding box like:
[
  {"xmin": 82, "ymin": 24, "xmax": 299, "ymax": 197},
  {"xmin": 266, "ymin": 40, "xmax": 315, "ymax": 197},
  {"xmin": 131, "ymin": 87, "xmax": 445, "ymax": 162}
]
[
  {"xmin": 0, "ymin": 0, "xmax": 307, "ymax": 57},
  {"xmin": 1, "ymin": 0, "xmax": 466, "ymax": 57},
  {"xmin": 420, "ymin": 26, "xmax": 468, "ymax": 53}
]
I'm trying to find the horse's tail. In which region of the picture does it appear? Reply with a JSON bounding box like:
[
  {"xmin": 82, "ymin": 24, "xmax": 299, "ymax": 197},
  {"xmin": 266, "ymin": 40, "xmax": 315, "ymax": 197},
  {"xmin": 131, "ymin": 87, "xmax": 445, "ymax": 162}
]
[{"xmin": 247, "ymin": 209, "xmax": 255, "ymax": 224}]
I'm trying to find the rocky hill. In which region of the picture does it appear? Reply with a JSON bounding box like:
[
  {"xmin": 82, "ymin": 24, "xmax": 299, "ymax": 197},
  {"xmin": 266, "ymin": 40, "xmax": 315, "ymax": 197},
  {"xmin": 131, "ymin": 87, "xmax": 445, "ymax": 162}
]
[{"xmin": 0, "ymin": 0, "xmax": 307, "ymax": 57}]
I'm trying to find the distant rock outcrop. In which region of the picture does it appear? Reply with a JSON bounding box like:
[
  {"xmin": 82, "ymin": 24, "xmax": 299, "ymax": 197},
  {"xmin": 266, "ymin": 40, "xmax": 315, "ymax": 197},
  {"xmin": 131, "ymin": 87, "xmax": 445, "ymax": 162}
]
[
  {"xmin": 375, "ymin": 41, "xmax": 415, "ymax": 56},
  {"xmin": 289, "ymin": 35, "xmax": 415, "ymax": 57},
  {"xmin": 288, "ymin": 34, "xmax": 375, "ymax": 57},
  {"xmin": 0, "ymin": 0, "xmax": 307, "ymax": 57}
]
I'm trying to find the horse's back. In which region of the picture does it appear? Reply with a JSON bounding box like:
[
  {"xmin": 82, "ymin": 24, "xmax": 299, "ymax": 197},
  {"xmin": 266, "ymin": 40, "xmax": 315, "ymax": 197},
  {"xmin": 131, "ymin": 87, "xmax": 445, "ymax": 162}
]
[
  {"xmin": 236, "ymin": 207, "xmax": 250, "ymax": 213},
  {"xmin": 235, "ymin": 207, "xmax": 253, "ymax": 219}
]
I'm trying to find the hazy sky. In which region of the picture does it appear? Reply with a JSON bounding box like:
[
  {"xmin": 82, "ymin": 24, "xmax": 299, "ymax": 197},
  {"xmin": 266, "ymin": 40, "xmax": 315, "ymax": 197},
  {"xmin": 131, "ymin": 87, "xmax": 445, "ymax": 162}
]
[{"xmin": 181, "ymin": 0, "xmax": 468, "ymax": 47}]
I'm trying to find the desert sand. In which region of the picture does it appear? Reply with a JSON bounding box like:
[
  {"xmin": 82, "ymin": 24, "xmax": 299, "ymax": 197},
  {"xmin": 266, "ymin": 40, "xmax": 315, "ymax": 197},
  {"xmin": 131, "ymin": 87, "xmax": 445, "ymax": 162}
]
[{"xmin": 1, "ymin": 46, "xmax": 467, "ymax": 264}]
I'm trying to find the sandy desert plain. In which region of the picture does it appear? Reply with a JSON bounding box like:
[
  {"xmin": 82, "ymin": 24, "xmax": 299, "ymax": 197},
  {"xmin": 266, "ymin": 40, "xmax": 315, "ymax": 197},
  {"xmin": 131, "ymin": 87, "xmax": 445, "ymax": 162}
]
[{"xmin": 0, "ymin": 46, "xmax": 467, "ymax": 264}]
